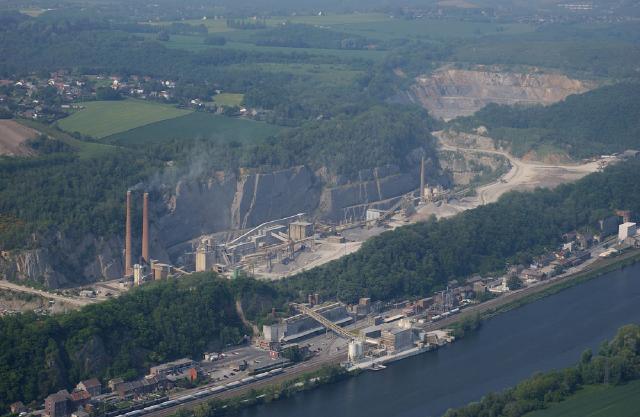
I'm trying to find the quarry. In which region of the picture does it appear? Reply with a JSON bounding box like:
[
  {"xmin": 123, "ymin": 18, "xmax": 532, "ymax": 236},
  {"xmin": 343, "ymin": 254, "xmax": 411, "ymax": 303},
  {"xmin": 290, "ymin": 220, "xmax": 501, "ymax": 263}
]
[
  {"xmin": 0, "ymin": 66, "xmax": 605, "ymax": 293},
  {"xmin": 407, "ymin": 67, "xmax": 594, "ymax": 120}
]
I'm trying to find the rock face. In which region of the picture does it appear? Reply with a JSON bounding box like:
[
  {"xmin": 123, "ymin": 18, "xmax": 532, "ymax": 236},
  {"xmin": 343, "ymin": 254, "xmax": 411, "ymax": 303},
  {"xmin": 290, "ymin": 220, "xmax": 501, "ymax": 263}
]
[
  {"xmin": 1, "ymin": 161, "xmax": 441, "ymax": 288},
  {"xmin": 409, "ymin": 68, "xmax": 593, "ymax": 120},
  {"xmin": 156, "ymin": 164, "xmax": 432, "ymax": 248},
  {"xmin": 0, "ymin": 234, "xmax": 125, "ymax": 288}
]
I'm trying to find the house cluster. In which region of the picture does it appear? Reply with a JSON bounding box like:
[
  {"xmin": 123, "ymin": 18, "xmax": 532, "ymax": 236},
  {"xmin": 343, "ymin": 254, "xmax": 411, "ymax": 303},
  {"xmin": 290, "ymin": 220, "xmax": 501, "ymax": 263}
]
[{"xmin": 37, "ymin": 358, "xmax": 201, "ymax": 417}]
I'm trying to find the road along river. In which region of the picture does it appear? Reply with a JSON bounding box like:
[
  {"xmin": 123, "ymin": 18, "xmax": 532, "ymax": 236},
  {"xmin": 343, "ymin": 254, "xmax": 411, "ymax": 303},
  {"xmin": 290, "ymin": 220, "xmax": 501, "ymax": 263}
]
[{"xmin": 238, "ymin": 261, "xmax": 640, "ymax": 417}]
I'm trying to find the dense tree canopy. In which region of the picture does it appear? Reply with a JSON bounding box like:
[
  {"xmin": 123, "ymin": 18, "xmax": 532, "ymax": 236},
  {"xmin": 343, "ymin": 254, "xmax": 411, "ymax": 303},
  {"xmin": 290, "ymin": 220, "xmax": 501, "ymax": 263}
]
[
  {"xmin": 0, "ymin": 274, "xmax": 248, "ymax": 413},
  {"xmin": 451, "ymin": 83, "xmax": 640, "ymax": 158},
  {"xmin": 279, "ymin": 160, "xmax": 640, "ymax": 303}
]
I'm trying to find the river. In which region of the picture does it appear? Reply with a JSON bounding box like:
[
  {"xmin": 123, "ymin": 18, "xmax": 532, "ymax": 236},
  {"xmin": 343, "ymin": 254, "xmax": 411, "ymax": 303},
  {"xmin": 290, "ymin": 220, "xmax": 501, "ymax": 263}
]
[{"xmin": 239, "ymin": 262, "xmax": 640, "ymax": 417}]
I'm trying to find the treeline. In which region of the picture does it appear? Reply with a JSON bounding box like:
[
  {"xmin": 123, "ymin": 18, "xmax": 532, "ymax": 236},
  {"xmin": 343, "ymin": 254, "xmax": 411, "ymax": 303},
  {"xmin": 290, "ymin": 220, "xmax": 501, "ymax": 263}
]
[
  {"xmin": 0, "ymin": 273, "xmax": 250, "ymax": 414},
  {"xmin": 450, "ymin": 83, "xmax": 640, "ymax": 158},
  {"xmin": 0, "ymin": 151, "xmax": 159, "ymax": 250},
  {"xmin": 243, "ymin": 106, "xmax": 437, "ymax": 178},
  {"xmin": 444, "ymin": 324, "xmax": 640, "ymax": 417},
  {"xmin": 278, "ymin": 160, "xmax": 640, "ymax": 303},
  {"xmin": 253, "ymin": 23, "xmax": 370, "ymax": 50}
]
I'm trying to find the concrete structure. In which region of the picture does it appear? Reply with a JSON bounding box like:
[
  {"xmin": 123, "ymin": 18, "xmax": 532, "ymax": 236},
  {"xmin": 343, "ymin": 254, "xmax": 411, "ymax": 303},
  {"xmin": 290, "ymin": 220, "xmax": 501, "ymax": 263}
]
[
  {"xmin": 381, "ymin": 327, "xmax": 413, "ymax": 353},
  {"xmin": 116, "ymin": 375, "xmax": 168, "ymax": 399},
  {"xmin": 420, "ymin": 155, "xmax": 425, "ymax": 202},
  {"xmin": 149, "ymin": 358, "xmax": 195, "ymax": 377},
  {"xmin": 75, "ymin": 378, "xmax": 102, "ymax": 397},
  {"xmin": 366, "ymin": 209, "xmax": 384, "ymax": 222},
  {"xmin": 45, "ymin": 390, "xmax": 71, "ymax": 417},
  {"xmin": 618, "ymin": 222, "xmax": 637, "ymax": 242},
  {"xmin": 195, "ymin": 247, "xmax": 215, "ymax": 272},
  {"xmin": 152, "ymin": 263, "xmax": 170, "ymax": 280},
  {"xmin": 142, "ymin": 192, "xmax": 149, "ymax": 264},
  {"xmin": 289, "ymin": 221, "xmax": 314, "ymax": 241},
  {"xmin": 348, "ymin": 340, "xmax": 364, "ymax": 362},
  {"xmin": 133, "ymin": 264, "xmax": 145, "ymax": 286},
  {"xmin": 282, "ymin": 302, "xmax": 352, "ymax": 342},
  {"xmin": 263, "ymin": 324, "xmax": 281, "ymax": 343},
  {"xmin": 617, "ymin": 210, "xmax": 634, "ymax": 224},
  {"xmin": 125, "ymin": 190, "xmax": 132, "ymax": 277}
]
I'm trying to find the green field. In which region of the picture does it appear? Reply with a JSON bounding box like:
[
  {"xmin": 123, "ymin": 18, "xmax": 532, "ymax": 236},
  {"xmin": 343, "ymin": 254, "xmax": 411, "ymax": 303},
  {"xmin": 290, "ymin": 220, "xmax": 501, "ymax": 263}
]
[
  {"xmin": 213, "ymin": 93, "xmax": 244, "ymax": 107},
  {"xmin": 17, "ymin": 119, "xmax": 119, "ymax": 159},
  {"xmin": 104, "ymin": 112, "xmax": 283, "ymax": 146},
  {"xmin": 58, "ymin": 99, "xmax": 191, "ymax": 139},
  {"xmin": 526, "ymin": 380, "xmax": 640, "ymax": 417},
  {"xmin": 333, "ymin": 19, "xmax": 534, "ymax": 41}
]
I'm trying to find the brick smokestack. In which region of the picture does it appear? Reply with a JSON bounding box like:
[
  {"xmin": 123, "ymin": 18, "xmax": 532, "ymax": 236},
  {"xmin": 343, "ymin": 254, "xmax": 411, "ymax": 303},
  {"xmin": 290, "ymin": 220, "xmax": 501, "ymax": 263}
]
[
  {"xmin": 125, "ymin": 190, "xmax": 132, "ymax": 276},
  {"xmin": 420, "ymin": 155, "xmax": 425, "ymax": 202},
  {"xmin": 142, "ymin": 192, "xmax": 149, "ymax": 264}
]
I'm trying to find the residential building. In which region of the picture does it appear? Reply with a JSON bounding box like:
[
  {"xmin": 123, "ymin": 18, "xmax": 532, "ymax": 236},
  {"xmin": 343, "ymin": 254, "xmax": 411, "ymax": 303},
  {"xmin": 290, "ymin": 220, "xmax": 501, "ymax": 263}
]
[
  {"xmin": 76, "ymin": 378, "xmax": 102, "ymax": 397},
  {"xmin": 45, "ymin": 390, "xmax": 71, "ymax": 417}
]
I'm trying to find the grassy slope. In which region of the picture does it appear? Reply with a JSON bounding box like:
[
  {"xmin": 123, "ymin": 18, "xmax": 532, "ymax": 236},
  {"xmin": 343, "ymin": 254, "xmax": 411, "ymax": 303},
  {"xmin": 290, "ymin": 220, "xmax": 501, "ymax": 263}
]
[
  {"xmin": 17, "ymin": 119, "xmax": 119, "ymax": 159},
  {"xmin": 104, "ymin": 112, "xmax": 283, "ymax": 145},
  {"xmin": 526, "ymin": 380, "xmax": 640, "ymax": 417},
  {"xmin": 213, "ymin": 93, "xmax": 244, "ymax": 106},
  {"xmin": 57, "ymin": 99, "xmax": 191, "ymax": 138}
]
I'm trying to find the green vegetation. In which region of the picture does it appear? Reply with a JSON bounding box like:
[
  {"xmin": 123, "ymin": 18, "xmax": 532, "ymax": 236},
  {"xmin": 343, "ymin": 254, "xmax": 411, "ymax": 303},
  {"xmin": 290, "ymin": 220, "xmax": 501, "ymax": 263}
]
[
  {"xmin": 525, "ymin": 380, "xmax": 640, "ymax": 417},
  {"xmin": 17, "ymin": 119, "xmax": 119, "ymax": 159},
  {"xmin": 0, "ymin": 273, "xmax": 248, "ymax": 413},
  {"xmin": 104, "ymin": 112, "xmax": 281, "ymax": 146},
  {"xmin": 443, "ymin": 324, "xmax": 640, "ymax": 417},
  {"xmin": 212, "ymin": 93, "xmax": 244, "ymax": 106},
  {"xmin": 0, "ymin": 152, "xmax": 159, "ymax": 251},
  {"xmin": 450, "ymin": 83, "xmax": 640, "ymax": 159},
  {"xmin": 57, "ymin": 99, "xmax": 191, "ymax": 139},
  {"xmin": 280, "ymin": 160, "xmax": 640, "ymax": 303}
]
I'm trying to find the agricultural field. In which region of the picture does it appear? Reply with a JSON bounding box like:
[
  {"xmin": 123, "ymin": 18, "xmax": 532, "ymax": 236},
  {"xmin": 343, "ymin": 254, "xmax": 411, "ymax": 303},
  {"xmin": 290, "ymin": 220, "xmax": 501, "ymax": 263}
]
[
  {"xmin": 332, "ymin": 19, "xmax": 534, "ymax": 41},
  {"xmin": 526, "ymin": 380, "xmax": 640, "ymax": 417},
  {"xmin": 104, "ymin": 112, "xmax": 283, "ymax": 146},
  {"xmin": 57, "ymin": 99, "xmax": 191, "ymax": 139},
  {"xmin": 212, "ymin": 93, "xmax": 244, "ymax": 107}
]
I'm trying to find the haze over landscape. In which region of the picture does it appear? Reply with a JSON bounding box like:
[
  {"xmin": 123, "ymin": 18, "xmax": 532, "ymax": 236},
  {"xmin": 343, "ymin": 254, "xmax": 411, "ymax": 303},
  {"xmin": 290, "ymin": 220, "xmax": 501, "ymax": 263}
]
[{"xmin": 1, "ymin": 1, "xmax": 640, "ymax": 417}]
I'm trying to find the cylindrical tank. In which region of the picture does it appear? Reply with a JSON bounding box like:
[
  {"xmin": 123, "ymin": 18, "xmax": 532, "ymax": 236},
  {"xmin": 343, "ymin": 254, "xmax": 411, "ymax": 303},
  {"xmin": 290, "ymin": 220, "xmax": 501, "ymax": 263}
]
[{"xmin": 348, "ymin": 340, "xmax": 364, "ymax": 362}]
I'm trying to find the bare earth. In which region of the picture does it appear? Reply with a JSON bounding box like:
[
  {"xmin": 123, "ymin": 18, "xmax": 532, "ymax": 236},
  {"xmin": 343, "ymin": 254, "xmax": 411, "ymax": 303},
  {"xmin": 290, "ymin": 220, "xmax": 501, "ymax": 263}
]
[
  {"xmin": 411, "ymin": 133, "xmax": 599, "ymax": 221},
  {"xmin": 0, "ymin": 119, "xmax": 38, "ymax": 156}
]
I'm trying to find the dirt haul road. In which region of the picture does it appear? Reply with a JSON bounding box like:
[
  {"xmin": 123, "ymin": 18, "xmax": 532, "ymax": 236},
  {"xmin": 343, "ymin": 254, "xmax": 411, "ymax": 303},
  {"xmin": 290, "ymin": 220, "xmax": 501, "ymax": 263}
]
[{"xmin": 412, "ymin": 131, "xmax": 600, "ymax": 221}]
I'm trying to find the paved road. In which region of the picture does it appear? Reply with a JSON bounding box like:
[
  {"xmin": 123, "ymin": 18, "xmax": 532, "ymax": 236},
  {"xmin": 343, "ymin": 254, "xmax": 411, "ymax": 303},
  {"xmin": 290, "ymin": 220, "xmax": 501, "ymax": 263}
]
[{"xmin": 0, "ymin": 280, "xmax": 94, "ymax": 307}]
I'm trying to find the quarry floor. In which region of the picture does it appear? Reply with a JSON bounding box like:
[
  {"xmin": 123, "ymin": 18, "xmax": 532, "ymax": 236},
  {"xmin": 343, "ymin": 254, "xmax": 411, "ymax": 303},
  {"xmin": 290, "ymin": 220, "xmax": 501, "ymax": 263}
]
[{"xmin": 254, "ymin": 134, "xmax": 600, "ymax": 279}]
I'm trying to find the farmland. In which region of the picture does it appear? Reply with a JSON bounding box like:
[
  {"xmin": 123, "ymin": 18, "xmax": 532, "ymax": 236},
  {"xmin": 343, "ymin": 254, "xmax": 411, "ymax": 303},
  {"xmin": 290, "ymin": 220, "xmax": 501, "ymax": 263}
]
[
  {"xmin": 104, "ymin": 112, "xmax": 283, "ymax": 146},
  {"xmin": 212, "ymin": 93, "xmax": 244, "ymax": 107},
  {"xmin": 0, "ymin": 119, "xmax": 37, "ymax": 156},
  {"xmin": 57, "ymin": 99, "xmax": 191, "ymax": 139},
  {"xmin": 525, "ymin": 380, "xmax": 640, "ymax": 417}
]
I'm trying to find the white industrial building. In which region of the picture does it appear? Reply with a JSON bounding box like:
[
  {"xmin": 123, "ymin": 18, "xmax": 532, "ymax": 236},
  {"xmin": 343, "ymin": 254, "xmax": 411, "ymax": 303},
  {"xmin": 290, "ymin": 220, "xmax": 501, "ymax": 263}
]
[{"xmin": 618, "ymin": 222, "xmax": 637, "ymax": 242}]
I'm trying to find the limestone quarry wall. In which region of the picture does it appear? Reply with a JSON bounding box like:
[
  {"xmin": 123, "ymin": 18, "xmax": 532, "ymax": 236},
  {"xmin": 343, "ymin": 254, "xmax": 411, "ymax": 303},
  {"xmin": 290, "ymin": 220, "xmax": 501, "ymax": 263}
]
[{"xmin": 409, "ymin": 68, "xmax": 593, "ymax": 120}]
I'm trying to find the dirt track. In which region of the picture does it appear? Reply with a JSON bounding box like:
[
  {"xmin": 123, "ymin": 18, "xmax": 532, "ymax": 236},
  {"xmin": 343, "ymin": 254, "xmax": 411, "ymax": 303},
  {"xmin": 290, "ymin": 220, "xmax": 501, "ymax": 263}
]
[
  {"xmin": 412, "ymin": 132, "xmax": 599, "ymax": 220},
  {"xmin": 0, "ymin": 120, "xmax": 38, "ymax": 156}
]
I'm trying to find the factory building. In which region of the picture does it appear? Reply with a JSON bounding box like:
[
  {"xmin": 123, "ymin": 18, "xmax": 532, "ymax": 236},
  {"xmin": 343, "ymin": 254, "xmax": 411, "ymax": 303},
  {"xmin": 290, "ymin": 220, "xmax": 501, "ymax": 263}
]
[
  {"xmin": 618, "ymin": 222, "xmax": 637, "ymax": 242},
  {"xmin": 282, "ymin": 302, "xmax": 352, "ymax": 342},
  {"xmin": 381, "ymin": 328, "xmax": 413, "ymax": 353},
  {"xmin": 289, "ymin": 221, "xmax": 314, "ymax": 241}
]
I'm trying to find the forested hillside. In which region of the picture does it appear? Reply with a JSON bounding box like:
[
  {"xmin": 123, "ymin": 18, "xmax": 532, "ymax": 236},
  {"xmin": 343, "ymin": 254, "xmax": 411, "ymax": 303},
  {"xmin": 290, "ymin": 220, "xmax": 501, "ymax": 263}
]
[
  {"xmin": 450, "ymin": 83, "xmax": 640, "ymax": 158},
  {"xmin": 0, "ymin": 274, "xmax": 249, "ymax": 412},
  {"xmin": 279, "ymin": 160, "xmax": 640, "ymax": 302},
  {"xmin": 444, "ymin": 324, "xmax": 640, "ymax": 417}
]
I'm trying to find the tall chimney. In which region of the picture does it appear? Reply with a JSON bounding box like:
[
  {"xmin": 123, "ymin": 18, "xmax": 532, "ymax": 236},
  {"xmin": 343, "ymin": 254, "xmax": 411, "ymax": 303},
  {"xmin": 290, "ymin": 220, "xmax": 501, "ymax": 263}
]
[
  {"xmin": 142, "ymin": 192, "xmax": 149, "ymax": 264},
  {"xmin": 420, "ymin": 155, "xmax": 425, "ymax": 202},
  {"xmin": 125, "ymin": 190, "xmax": 132, "ymax": 276}
]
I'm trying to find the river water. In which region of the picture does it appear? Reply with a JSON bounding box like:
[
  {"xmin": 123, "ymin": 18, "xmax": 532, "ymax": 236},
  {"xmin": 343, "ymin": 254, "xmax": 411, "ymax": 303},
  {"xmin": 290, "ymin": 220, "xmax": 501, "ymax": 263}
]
[{"xmin": 240, "ymin": 262, "xmax": 640, "ymax": 417}]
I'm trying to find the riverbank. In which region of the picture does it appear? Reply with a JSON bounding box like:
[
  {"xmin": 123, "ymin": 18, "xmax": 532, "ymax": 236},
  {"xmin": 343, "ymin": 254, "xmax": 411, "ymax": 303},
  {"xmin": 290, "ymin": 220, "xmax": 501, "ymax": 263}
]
[{"xmin": 171, "ymin": 248, "xmax": 640, "ymax": 417}]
